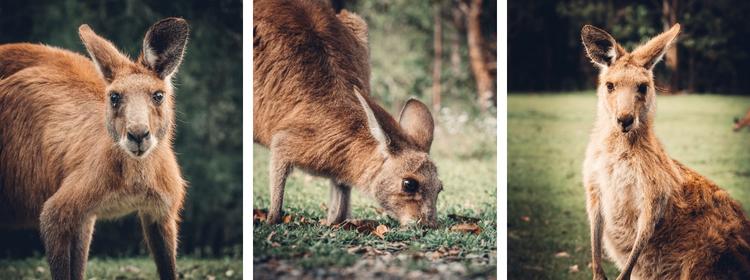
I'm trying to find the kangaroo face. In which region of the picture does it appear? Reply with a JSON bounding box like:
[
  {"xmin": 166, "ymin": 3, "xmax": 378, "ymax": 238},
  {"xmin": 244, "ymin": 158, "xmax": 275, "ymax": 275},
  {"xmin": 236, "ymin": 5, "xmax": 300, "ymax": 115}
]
[
  {"xmin": 79, "ymin": 18, "xmax": 189, "ymax": 159},
  {"xmin": 582, "ymin": 24, "xmax": 680, "ymax": 134},
  {"xmin": 106, "ymin": 74, "xmax": 172, "ymax": 158},
  {"xmin": 356, "ymin": 92, "xmax": 441, "ymax": 227},
  {"xmin": 599, "ymin": 64, "xmax": 655, "ymax": 133},
  {"xmin": 373, "ymin": 150, "xmax": 442, "ymax": 228}
]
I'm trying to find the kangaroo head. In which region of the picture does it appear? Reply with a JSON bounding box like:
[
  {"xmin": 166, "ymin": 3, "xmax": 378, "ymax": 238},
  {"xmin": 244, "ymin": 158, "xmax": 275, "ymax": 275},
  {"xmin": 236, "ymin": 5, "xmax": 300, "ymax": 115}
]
[
  {"xmin": 355, "ymin": 91, "xmax": 442, "ymax": 228},
  {"xmin": 582, "ymin": 24, "xmax": 680, "ymax": 134},
  {"xmin": 79, "ymin": 18, "xmax": 189, "ymax": 158}
]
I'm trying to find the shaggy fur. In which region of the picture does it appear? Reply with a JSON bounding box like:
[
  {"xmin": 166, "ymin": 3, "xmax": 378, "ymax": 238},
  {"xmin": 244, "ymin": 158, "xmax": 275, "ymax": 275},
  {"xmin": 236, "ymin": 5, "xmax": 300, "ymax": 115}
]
[
  {"xmin": 582, "ymin": 24, "xmax": 750, "ymax": 279},
  {"xmin": 253, "ymin": 0, "xmax": 443, "ymax": 227},
  {"xmin": 0, "ymin": 18, "xmax": 189, "ymax": 280}
]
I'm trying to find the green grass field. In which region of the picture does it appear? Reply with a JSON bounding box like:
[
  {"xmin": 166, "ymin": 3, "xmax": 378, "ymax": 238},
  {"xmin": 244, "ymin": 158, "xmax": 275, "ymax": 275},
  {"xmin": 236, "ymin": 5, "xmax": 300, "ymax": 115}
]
[
  {"xmin": 0, "ymin": 257, "xmax": 241, "ymax": 279},
  {"xmin": 509, "ymin": 92, "xmax": 750, "ymax": 279},
  {"xmin": 253, "ymin": 110, "xmax": 497, "ymax": 278}
]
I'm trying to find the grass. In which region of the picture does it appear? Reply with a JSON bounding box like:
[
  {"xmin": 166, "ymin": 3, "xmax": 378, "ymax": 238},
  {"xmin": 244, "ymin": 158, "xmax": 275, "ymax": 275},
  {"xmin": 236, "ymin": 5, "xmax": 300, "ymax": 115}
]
[
  {"xmin": 0, "ymin": 257, "xmax": 242, "ymax": 279},
  {"xmin": 253, "ymin": 108, "xmax": 497, "ymax": 278},
  {"xmin": 508, "ymin": 92, "xmax": 750, "ymax": 279}
]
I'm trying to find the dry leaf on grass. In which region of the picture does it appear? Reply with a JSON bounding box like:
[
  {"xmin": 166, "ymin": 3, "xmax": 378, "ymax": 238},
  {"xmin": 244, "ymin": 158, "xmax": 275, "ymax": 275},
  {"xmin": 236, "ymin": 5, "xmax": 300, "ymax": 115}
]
[
  {"xmin": 253, "ymin": 209, "xmax": 268, "ymax": 223},
  {"xmin": 450, "ymin": 223, "xmax": 482, "ymax": 235},
  {"xmin": 332, "ymin": 219, "xmax": 391, "ymax": 239},
  {"xmin": 569, "ymin": 264, "xmax": 579, "ymax": 273},
  {"xmin": 447, "ymin": 214, "xmax": 481, "ymax": 223},
  {"xmin": 373, "ymin": 224, "xmax": 389, "ymax": 239},
  {"xmin": 554, "ymin": 251, "xmax": 570, "ymax": 258},
  {"xmin": 520, "ymin": 216, "xmax": 531, "ymax": 222},
  {"xmin": 282, "ymin": 214, "xmax": 293, "ymax": 224},
  {"xmin": 334, "ymin": 219, "xmax": 379, "ymax": 233}
]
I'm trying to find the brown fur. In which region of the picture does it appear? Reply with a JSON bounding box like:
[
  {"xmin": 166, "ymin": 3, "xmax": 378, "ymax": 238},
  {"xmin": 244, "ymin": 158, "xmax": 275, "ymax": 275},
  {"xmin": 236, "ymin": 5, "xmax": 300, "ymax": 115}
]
[
  {"xmin": 733, "ymin": 109, "xmax": 750, "ymax": 131},
  {"xmin": 582, "ymin": 24, "xmax": 750, "ymax": 279},
  {"xmin": 253, "ymin": 0, "xmax": 442, "ymax": 227},
  {"xmin": 0, "ymin": 18, "xmax": 189, "ymax": 280}
]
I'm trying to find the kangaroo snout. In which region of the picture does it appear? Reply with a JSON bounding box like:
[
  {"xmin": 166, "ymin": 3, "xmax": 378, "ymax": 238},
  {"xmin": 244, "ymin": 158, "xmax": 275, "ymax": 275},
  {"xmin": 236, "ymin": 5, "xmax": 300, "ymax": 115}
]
[
  {"xmin": 127, "ymin": 125, "xmax": 150, "ymax": 144},
  {"xmin": 124, "ymin": 123, "xmax": 154, "ymax": 157},
  {"xmin": 617, "ymin": 115, "xmax": 635, "ymax": 132}
]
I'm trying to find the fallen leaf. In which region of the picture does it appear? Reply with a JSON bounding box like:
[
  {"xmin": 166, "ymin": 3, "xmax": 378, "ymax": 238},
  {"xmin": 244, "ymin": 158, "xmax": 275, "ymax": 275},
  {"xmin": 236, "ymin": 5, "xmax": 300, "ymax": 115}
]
[
  {"xmin": 270, "ymin": 242, "xmax": 281, "ymax": 247},
  {"xmin": 520, "ymin": 216, "xmax": 531, "ymax": 222},
  {"xmin": 253, "ymin": 209, "xmax": 268, "ymax": 223},
  {"xmin": 450, "ymin": 223, "xmax": 482, "ymax": 235},
  {"xmin": 569, "ymin": 264, "xmax": 579, "ymax": 273},
  {"xmin": 373, "ymin": 224, "xmax": 389, "ymax": 239},
  {"xmin": 447, "ymin": 214, "xmax": 481, "ymax": 223},
  {"xmin": 266, "ymin": 231, "xmax": 276, "ymax": 243},
  {"xmin": 554, "ymin": 251, "xmax": 570, "ymax": 258},
  {"xmin": 225, "ymin": 269, "xmax": 235, "ymax": 277},
  {"xmin": 207, "ymin": 275, "xmax": 216, "ymax": 280},
  {"xmin": 334, "ymin": 219, "xmax": 379, "ymax": 233},
  {"xmin": 35, "ymin": 266, "xmax": 45, "ymax": 273},
  {"xmin": 282, "ymin": 214, "xmax": 293, "ymax": 224}
]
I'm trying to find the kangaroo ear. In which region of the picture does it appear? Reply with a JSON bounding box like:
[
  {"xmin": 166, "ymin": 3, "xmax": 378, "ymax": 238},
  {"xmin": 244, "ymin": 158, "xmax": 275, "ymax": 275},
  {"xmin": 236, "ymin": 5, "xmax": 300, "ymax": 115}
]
[
  {"xmin": 399, "ymin": 99, "xmax": 435, "ymax": 153},
  {"xmin": 79, "ymin": 24, "xmax": 129, "ymax": 83},
  {"xmin": 632, "ymin": 24, "xmax": 680, "ymax": 70},
  {"xmin": 140, "ymin": 17, "xmax": 189, "ymax": 80},
  {"xmin": 581, "ymin": 25, "xmax": 626, "ymax": 68},
  {"xmin": 354, "ymin": 89, "xmax": 390, "ymax": 155},
  {"xmin": 337, "ymin": 10, "xmax": 368, "ymax": 46}
]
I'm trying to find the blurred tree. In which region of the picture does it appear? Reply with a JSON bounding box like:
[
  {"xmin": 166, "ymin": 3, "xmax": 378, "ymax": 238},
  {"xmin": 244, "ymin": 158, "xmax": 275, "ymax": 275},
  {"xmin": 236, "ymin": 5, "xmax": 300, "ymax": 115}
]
[
  {"xmin": 432, "ymin": 3, "xmax": 443, "ymax": 111},
  {"xmin": 510, "ymin": 0, "xmax": 750, "ymax": 94},
  {"xmin": 465, "ymin": 0, "xmax": 494, "ymax": 111},
  {"xmin": 347, "ymin": 0, "xmax": 496, "ymax": 114}
]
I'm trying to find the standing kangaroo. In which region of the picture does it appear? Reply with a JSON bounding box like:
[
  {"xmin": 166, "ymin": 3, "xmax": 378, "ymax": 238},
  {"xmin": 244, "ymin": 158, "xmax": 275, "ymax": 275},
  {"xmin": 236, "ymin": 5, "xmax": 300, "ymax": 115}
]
[
  {"xmin": 582, "ymin": 24, "xmax": 750, "ymax": 279},
  {"xmin": 0, "ymin": 18, "xmax": 189, "ymax": 280},
  {"xmin": 254, "ymin": 0, "xmax": 442, "ymax": 227}
]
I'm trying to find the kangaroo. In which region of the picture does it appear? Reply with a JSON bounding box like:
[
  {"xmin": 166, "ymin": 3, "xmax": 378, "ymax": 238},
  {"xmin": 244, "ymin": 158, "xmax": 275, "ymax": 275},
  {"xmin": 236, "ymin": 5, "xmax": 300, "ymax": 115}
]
[
  {"xmin": 582, "ymin": 24, "xmax": 750, "ymax": 280},
  {"xmin": 734, "ymin": 110, "xmax": 750, "ymax": 131},
  {"xmin": 253, "ymin": 0, "xmax": 442, "ymax": 227},
  {"xmin": 0, "ymin": 18, "xmax": 189, "ymax": 280}
]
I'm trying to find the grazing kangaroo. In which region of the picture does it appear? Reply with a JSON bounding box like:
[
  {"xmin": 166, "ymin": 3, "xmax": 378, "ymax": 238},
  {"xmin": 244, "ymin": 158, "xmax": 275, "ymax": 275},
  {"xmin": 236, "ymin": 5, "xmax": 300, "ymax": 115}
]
[
  {"xmin": 582, "ymin": 24, "xmax": 750, "ymax": 279},
  {"xmin": 254, "ymin": 0, "xmax": 442, "ymax": 227},
  {"xmin": 0, "ymin": 18, "xmax": 189, "ymax": 280}
]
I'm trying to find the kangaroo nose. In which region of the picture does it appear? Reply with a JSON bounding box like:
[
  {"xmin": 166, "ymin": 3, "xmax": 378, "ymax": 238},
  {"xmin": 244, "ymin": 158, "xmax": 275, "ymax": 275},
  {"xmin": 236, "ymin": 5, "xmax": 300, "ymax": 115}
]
[
  {"xmin": 618, "ymin": 115, "xmax": 634, "ymax": 129},
  {"xmin": 127, "ymin": 126, "xmax": 150, "ymax": 144}
]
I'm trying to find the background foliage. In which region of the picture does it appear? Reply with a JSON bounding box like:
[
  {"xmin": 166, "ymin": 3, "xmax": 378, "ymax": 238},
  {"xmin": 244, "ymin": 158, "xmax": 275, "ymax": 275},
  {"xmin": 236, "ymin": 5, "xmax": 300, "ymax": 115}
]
[
  {"xmin": 0, "ymin": 0, "xmax": 242, "ymax": 258},
  {"xmin": 341, "ymin": 0, "xmax": 496, "ymax": 113},
  {"xmin": 509, "ymin": 0, "xmax": 750, "ymax": 94}
]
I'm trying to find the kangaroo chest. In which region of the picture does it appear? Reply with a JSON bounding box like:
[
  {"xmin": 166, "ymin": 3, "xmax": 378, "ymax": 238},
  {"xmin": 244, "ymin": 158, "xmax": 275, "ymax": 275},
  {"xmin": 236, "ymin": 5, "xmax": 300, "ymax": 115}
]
[
  {"xmin": 587, "ymin": 147, "xmax": 653, "ymax": 262},
  {"xmin": 94, "ymin": 180, "xmax": 171, "ymax": 220}
]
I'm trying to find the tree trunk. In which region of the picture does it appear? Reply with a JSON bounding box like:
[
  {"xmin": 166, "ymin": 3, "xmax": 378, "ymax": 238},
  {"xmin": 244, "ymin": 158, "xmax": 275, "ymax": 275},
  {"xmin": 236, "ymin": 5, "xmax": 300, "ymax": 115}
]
[
  {"xmin": 662, "ymin": 0, "xmax": 680, "ymax": 93},
  {"xmin": 466, "ymin": 0, "xmax": 493, "ymax": 111},
  {"xmin": 450, "ymin": 4, "xmax": 463, "ymax": 76},
  {"xmin": 432, "ymin": 5, "xmax": 443, "ymax": 112}
]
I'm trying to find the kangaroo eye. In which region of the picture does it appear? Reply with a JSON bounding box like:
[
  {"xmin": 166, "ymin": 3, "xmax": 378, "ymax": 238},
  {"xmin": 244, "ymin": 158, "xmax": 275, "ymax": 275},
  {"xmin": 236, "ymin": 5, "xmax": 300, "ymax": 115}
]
[
  {"xmin": 109, "ymin": 92, "xmax": 121, "ymax": 108},
  {"xmin": 637, "ymin": 83, "xmax": 648, "ymax": 95},
  {"xmin": 402, "ymin": 178, "xmax": 419, "ymax": 193},
  {"xmin": 606, "ymin": 82, "xmax": 615, "ymax": 93},
  {"xmin": 152, "ymin": 91, "xmax": 164, "ymax": 104}
]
